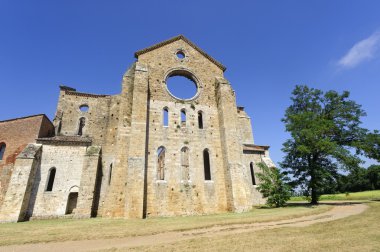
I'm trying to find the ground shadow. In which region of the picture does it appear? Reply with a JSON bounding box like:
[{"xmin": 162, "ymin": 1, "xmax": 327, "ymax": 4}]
[{"xmin": 286, "ymin": 201, "xmax": 366, "ymax": 207}]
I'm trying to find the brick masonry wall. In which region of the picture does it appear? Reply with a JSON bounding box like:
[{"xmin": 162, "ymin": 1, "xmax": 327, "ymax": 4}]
[
  {"xmin": 0, "ymin": 144, "xmax": 42, "ymax": 222},
  {"xmin": 0, "ymin": 115, "xmax": 54, "ymax": 206}
]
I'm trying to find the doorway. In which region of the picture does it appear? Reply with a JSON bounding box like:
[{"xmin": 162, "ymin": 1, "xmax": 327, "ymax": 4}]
[{"xmin": 66, "ymin": 192, "xmax": 78, "ymax": 214}]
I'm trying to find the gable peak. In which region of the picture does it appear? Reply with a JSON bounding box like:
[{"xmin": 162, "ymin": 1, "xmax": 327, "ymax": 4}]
[{"xmin": 134, "ymin": 35, "xmax": 226, "ymax": 72}]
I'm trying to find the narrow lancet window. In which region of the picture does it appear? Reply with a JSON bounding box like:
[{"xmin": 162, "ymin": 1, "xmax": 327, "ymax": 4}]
[
  {"xmin": 181, "ymin": 109, "xmax": 186, "ymax": 127},
  {"xmin": 203, "ymin": 149, "xmax": 211, "ymax": 180},
  {"xmin": 108, "ymin": 163, "xmax": 113, "ymax": 185},
  {"xmin": 157, "ymin": 146, "xmax": 166, "ymax": 180},
  {"xmin": 250, "ymin": 162, "xmax": 256, "ymax": 185},
  {"xmin": 198, "ymin": 111, "xmax": 203, "ymax": 129},
  {"xmin": 163, "ymin": 108, "xmax": 169, "ymax": 127},
  {"xmin": 46, "ymin": 168, "xmax": 56, "ymax": 191},
  {"xmin": 181, "ymin": 147, "xmax": 190, "ymax": 181},
  {"xmin": 78, "ymin": 117, "xmax": 86, "ymax": 136},
  {"xmin": 0, "ymin": 143, "xmax": 6, "ymax": 160}
]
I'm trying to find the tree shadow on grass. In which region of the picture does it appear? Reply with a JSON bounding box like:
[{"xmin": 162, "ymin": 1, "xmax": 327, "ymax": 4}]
[{"xmin": 286, "ymin": 201, "xmax": 366, "ymax": 207}]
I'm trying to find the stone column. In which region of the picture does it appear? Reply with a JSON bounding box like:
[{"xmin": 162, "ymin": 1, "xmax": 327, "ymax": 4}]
[
  {"xmin": 100, "ymin": 64, "xmax": 136, "ymax": 217},
  {"xmin": 74, "ymin": 146, "xmax": 101, "ymax": 218},
  {"xmin": 124, "ymin": 62, "xmax": 149, "ymax": 218},
  {"xmin": 215, "ymin": 77, "xmax": 250, "ymax": 212}
]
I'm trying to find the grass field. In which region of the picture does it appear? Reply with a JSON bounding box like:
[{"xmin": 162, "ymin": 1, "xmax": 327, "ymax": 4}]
[
  {"xmin": 0, "ymin": 204, "xmax": 331, "ymax": 246},
  {"xmin": 290, "ymin": 190, "xmax": 380, "ymax": 201},
  {"xmin": 2, "ymin": 191, "xmax": 379, "ymax": 250},
  {"xmin": 120, "ymin": 201, "xmax": 380, "ymax": 252}
]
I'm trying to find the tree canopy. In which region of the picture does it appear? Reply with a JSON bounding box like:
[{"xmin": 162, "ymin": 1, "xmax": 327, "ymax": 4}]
[
  {"xmin": 281, "ymin": 85, "xmax": 379, "ymax": 204},
  {"xmin": 335, "ymin": 165, "xmax": 380, "ymax": 193}
]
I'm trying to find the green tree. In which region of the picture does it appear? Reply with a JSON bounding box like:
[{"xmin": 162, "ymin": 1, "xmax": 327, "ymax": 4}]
[
  {"xmin": 358, "ymin": 131, "xmax": 380, "ymax": 161},
  {"xmin": 337, "ymin": 167, "xmax": 371, "ymax": 193},
  {"xmin": 281, "ymin": 85, "xmax": 371, "ymax": 204},
  {"xmin": 367, "ymin": 165, "xmax": 380, "ymax": 190},
  {"xmin": 256, "ymin": 162, "xmax": 291, "ymax": 207}
]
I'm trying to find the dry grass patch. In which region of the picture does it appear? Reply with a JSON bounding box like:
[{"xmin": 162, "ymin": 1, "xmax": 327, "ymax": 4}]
[
  {"xmin": 123, "ymin": 201, "xmax": 380, "ymax": 252},
  {"xmin": 0, "ymin": 204, "xmax": 331, "ymax": 246}
]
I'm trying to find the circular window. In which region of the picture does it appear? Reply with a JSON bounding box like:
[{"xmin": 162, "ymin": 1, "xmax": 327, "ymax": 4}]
[
  {"xmin": 176, "ymin": 51, "xmax": 185, "ymax": 59},
  {"xmin": 166, "ymin": 70, "xmax": 198, "ymax": 100},
  {"xmin": 79, "ymin": 105, "xmax": 89, "ymax": 112}
]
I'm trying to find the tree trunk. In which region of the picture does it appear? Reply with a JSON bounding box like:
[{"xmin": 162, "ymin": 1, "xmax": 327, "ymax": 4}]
[
  {"xmin": 310, "ymin": 154, "xmax": 319, "ymax": 205},
  {"xmin": 311, "ymin": 186, "xmax": 318, "ymax": 205}
]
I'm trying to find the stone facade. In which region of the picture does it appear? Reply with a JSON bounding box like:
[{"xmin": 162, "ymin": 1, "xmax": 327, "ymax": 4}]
[{"xmin": 0, "ymin": 35, "xmax": 274, "ymax": 222}]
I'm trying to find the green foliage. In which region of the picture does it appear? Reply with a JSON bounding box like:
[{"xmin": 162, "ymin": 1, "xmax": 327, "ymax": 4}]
[
  {"xmin": 287, "ymin": 165, "xmax": 380, "ymax": 195},
  {"xmin": 356, "ymin": 131, "xmax": 380, "ymax": 161},
  {"xmin": 367, "ymin": 165, "xmax": 380, "ymax": 189},
  {"xmin": 256, "ymin": 162, "xmax": 291, "ymax": 208},
  {"xmin": 336, "ymin": 167, "xmax": 371, "ymax": 192},
  {"xmin": 338, "ymin": 165, "xmax": 380, "ymax": 192},
  {"xmin": 281, "ymin": 85, "xmax": 376, "ymax": 204}
]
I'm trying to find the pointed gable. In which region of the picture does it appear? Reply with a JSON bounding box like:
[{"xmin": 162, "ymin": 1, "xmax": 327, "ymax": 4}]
[{"xmin": 134, "ymin": 35, "xmax": 226, "ymax": 72}]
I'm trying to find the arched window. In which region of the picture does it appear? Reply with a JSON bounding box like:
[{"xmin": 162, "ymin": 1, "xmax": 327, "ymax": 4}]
[
  {"xmin": 46, "ymin": 168, "xmax": 56, "ymax": 191},
  {"xmin": 157, "ymin": 146, "xmax": 166, "ymax": 180},
  {"xmin": 250, "ymin": 162, "xmax": 256, "ymax": 185},
  {"xmin": 108, "ymin": 163, "xmax": 113, "ymax": 185},
  {"xmin": 203, "ymin": 149, "xmax": 211, "ymax": 180},
  {"xmin": 78, "ymin": 117, "xmax": 86, "ymax": 136},
  {"xmin": 180, "ymin": 109, "xmax": 186, "ymax": 127},
  {"xmin": 198, "ymin": 111, "xmax": 203, "ymax": 129},
  {"xmin": 0, "ymin": 143, "xmax": 6, "ymax": 160},
  {"xmin": 163, "ymin": 107, "xmax": 169, "ymax": 127},
  {"xmin": 181, "ymin": 147, "xmax": 190, "ymax": 181}
]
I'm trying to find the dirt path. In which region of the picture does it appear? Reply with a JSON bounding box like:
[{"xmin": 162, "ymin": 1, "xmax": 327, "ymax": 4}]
[{"xmin": 1, "ymin": 203, "xmax": 368, "ymax": 252}]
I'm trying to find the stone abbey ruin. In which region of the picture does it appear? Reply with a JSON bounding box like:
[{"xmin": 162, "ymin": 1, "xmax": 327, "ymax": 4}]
[{"xmin": 0, "ymin": 35, "xmax": 274, "ymax": 222}]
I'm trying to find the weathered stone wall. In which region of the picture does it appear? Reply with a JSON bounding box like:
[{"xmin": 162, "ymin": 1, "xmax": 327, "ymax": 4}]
[
  {"xmin": 145, "ymin": 99, "xmax": 228, "ymax": 216},
  {"xmin": 0, "ymin": 36, "xmax": 274, "ymax": 221},
  {"xmin": 75, "ymin": 146, "xmax": 101, "ymax": 218},
  {"xmin": 237, "ymin": 109, "xmax": 265, "ymax": 205},
  {"xmin": 53, "ymin": 87, "xmax": 125, "ymax": 216},
  {"xmin": 102, "ymin": 37, "xmax": 270, "ymax": 217},
  {"xmin": 135, "ymin": 40, "xmax": 230, "ymax": 216},
  {"xmin": 216, "ymin": 77, "xmax": 255, "ymax": 212},
  {"xmin": 0, "ymin": 144, "xmax": 42, "ymax": 222},
  {"xmin": 55, "ymin": 89, "xmax": 112, "ymax": 145},
  {"xmin": 237, "ymin": 108, "xmax": 255, "ymax": 144},
  {"xmin": 121, "ymin": 62, "xmax": 150, "ymax": 218},
  {"xmin": 100, "ymin": 65, "xmax": 134, "ymax": 217},
  {"xmin": 0, "ymin": 115, "xmax": 54, "ymax": 207},
  {"xmin": 241, "ymin": 152, "xmax": 267, "ymax": 206},
  {"xmin": 29, "ymin": 145, "xmax": 87, "ymax": 218}
]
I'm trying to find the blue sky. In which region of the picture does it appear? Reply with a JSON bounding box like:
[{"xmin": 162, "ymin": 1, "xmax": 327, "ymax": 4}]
[{"xmin": 1, "ymin": 0, "xmax": 379, "ymax": 167}]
